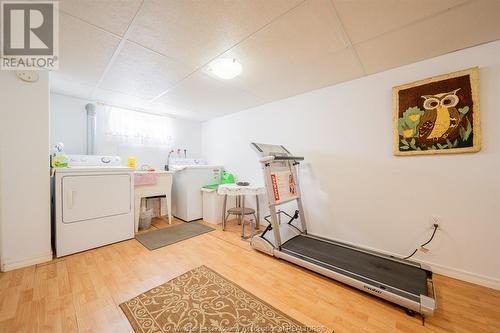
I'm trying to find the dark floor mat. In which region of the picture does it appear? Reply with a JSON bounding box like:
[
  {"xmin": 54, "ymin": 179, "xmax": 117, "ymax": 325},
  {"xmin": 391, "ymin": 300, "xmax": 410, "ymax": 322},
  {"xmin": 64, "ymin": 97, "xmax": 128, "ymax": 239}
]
[{"xmin": 135, "ymin": 222, "xmax": 215, "ymax": 250}]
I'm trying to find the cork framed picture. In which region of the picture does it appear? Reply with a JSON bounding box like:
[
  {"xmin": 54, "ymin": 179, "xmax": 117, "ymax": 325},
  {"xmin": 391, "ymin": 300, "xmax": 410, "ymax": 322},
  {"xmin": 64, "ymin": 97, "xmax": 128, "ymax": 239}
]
[{"xmin": 393, "ymin": 67, "xmax": 480, "ymax": 156}]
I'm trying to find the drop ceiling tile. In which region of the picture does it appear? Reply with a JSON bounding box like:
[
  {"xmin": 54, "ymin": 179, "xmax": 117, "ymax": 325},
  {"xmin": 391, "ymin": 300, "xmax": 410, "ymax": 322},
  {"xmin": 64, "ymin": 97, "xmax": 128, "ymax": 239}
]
[
  {"xmin": 236, "ymin": 48, "xmax": 363, "ymax": 103},
  {"xmin": 333, "ymin": 0, "xmax": 467, "ymax": 44},
  {"xmin": 128, "ymin": 0, "xmax": 303, "ymax": 68},
  {"xmin": 92, "ymin": 88, "xmax": 153, "ymax": 111},
  {"xmin": 149, "ymin": 102, "xmax": 205, "ymax": 120},
  {"xmin": 210, "ymin": 0, "xmax": 363, "ymax": 102},
  {"xmin": 98, "ymin": 41, "xmax": 193, "ymax": 100},
  {"xmin": 150, "ymin": 72, "xmax": 259, "ymax": 120},
  {"xmin": 355, "ymin": 0, "xmax": 500, "ymax": 74},
  {"xmin": 50, "ymin": 74, "xmax": 94, "ymax": 99},
  {"xmin": 58, "ymin": 13, "xmax": 120, "ymax": 86},
  {"xmin": 58, "ymin": 0, "xmax": 142, "ymax": 36}
]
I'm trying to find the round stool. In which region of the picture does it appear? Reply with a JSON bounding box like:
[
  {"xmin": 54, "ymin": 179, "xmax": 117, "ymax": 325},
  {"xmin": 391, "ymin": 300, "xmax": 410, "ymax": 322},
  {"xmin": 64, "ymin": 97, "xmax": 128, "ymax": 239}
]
[{"xmin": 226, "ymin": 207, "xmax": 258, "ymax": 239}]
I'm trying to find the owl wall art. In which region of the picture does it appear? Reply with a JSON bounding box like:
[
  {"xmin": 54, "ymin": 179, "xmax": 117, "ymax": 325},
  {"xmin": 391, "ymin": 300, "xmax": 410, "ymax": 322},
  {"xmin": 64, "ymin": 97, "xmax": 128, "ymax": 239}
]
[{"xmin": 393, "ymin": 67, "xmax": 480, "ymax": 156}]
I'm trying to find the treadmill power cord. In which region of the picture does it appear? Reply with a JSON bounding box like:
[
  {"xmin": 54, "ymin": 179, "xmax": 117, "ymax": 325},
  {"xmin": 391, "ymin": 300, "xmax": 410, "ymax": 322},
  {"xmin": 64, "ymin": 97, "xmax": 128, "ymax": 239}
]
[{"xmin": 402, "ymin": 224, "xmax": 439, "ymax": 260}]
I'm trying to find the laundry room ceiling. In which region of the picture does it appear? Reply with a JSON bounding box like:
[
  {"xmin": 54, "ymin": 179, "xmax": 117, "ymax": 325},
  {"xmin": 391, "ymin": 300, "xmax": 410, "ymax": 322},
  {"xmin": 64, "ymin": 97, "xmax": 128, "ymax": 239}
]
[{"xmin": 52, "ymin": 0, "xmax": 500, "ymax": 121}]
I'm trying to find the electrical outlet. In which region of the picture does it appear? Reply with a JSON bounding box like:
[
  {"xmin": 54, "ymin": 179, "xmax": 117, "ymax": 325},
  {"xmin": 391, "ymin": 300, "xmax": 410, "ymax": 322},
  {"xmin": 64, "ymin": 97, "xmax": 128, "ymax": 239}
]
[{"xmin": 430, "ymin": 215, "xmax": 441, "ymax": 230}]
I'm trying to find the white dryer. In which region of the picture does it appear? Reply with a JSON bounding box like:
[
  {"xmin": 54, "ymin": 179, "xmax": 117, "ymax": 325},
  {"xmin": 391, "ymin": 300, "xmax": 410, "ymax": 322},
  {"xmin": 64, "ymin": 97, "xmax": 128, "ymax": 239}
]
[{"xmin": 54, "ymin": 155, "xmax": 134, "ymax": 257}]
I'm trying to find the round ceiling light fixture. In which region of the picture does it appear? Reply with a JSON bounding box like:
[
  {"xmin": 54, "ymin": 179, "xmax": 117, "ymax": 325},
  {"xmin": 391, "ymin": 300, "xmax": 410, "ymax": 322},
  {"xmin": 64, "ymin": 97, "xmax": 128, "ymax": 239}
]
[{"xmin": 208, "ymin": 58, "xmax": 242, "ymax": 80}]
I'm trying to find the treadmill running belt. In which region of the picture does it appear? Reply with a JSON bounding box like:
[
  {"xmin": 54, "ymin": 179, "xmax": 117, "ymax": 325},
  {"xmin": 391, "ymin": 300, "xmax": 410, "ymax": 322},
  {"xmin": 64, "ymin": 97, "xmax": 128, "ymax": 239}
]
[{"xmin": 282, "ymin": 235, "xmax": 428, "ymax": 297}]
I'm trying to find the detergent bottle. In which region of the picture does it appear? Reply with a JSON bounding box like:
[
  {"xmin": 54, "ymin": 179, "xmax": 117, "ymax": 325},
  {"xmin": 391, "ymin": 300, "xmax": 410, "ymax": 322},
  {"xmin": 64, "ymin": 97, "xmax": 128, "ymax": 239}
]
[
  {"xmin": 128, "ymin": 156, "xmax": 136, "ymax": 169},
  {"xmin": 51, "ymin": 142, "xmax": 68, "ymax": 168},
  {"xmin": 220, "ymin": 171, "xmax": 235, "ymax": 184}
]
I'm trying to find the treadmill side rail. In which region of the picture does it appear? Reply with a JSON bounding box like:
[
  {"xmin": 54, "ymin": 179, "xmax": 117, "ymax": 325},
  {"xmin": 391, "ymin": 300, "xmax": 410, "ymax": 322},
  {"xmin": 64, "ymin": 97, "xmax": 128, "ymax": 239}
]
[
  {"xmin": 420, "ymin": 263, "xmax": 434, "ymax": 278},
  {"xmin": 420, "ymin": 263, "xmax": 433, "ymax": 272},
  {"xmin": 251, "ymin": 236, "xmax": 274, "ymax": 256},
  {"xmin": 420, "ymin": 279, "xmax": 437, "ymax": 316},
  {"xmin": 251, "ymin": 223, "xmax": 301, "ymax": 255},
  {"xmin": 420, "ymin": 295, "xmax": 436, "ymax": 316}
]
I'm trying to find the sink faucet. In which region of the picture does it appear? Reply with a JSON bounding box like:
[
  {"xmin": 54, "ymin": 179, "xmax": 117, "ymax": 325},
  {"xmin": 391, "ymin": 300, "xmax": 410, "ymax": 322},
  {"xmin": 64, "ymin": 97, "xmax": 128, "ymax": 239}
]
[{"xmin": 166, "ymin": 150, "xmax": 174, "ymax": 171}]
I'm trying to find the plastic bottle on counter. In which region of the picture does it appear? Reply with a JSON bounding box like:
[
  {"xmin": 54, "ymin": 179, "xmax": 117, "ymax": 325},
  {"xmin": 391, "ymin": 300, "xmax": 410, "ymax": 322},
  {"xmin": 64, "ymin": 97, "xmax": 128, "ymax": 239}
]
[{"xmin": 128, "ymin": 156, "xmax": 136, "ymax": 169}]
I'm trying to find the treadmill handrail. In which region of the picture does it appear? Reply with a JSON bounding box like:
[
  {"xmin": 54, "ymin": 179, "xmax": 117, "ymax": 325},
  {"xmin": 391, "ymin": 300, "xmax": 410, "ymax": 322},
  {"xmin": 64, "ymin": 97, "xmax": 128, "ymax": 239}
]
[
  {"xmin": 273, "ymin": 155, "xmax": 304, "ymax": 161},
  {"xmin": 259, "ymin": 155, "xmax": 304, "ymax": 163}
]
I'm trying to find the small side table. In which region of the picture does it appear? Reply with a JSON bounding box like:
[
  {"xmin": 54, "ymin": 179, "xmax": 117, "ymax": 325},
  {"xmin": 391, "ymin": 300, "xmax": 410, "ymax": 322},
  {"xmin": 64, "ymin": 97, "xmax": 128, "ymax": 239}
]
[{"xmin": 217, "ymin": 184, "xmax": 266, "ymax": 238}]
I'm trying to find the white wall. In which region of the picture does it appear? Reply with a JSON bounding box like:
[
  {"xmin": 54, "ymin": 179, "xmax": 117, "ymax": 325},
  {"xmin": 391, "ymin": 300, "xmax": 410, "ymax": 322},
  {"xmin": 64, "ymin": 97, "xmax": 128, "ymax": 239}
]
[
  {"xmin": 0, "ymin": 71, "xmax": 52, "ymax": 271},
  {"xmin": 50, "ymin": 93, "xmax": 203, "ymax": 169},
  {"xmin": 202, "ymin": 40, "xmax": 500, "ymax": 289},
  {"xmin": 50, "ymin": 93, "xmax": 88, "ymax": 154}
]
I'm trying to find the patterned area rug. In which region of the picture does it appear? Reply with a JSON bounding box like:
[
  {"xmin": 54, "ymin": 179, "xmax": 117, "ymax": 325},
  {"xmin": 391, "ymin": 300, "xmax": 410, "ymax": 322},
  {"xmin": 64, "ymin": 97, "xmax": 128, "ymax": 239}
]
[{"xmin": 120, "ymin": 266, "xmax": 307, "ymax": 332}]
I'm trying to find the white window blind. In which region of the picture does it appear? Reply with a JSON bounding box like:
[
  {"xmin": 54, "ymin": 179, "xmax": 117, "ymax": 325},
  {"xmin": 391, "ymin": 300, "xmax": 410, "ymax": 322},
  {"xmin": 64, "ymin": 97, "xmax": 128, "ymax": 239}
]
[{"xmin": 103, "ymin": 106, "xmax": 172, "ymax": 146}]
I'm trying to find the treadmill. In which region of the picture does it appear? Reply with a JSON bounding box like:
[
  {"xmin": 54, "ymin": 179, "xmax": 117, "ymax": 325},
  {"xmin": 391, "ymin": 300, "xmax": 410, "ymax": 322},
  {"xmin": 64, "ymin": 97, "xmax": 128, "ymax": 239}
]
[{"xmin": 250, "ymin": 143, "xmax": 437, "ymax": 319}]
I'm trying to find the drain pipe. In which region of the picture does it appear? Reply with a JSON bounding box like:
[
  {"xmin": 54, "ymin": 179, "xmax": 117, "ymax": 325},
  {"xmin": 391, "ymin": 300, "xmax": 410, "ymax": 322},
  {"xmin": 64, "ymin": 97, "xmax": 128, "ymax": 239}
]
[{"xmin": 85, "ymin": 103, "xmax": 96, "ymax": 155}]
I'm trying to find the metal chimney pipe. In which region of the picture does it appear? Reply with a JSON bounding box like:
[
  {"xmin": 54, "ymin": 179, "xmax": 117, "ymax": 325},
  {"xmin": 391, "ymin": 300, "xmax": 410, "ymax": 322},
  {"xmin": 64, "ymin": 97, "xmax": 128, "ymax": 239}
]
[{"xmin": 85, "ymin": 103, "xmax": 96, "ymax": 155}]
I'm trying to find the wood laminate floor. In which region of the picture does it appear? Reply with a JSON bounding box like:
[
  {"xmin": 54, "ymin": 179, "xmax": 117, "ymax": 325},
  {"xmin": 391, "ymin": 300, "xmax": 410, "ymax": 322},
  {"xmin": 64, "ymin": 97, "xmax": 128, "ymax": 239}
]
[{"xmin": 0, "ymin": 217, "xmax": 499, "ymax": 332}]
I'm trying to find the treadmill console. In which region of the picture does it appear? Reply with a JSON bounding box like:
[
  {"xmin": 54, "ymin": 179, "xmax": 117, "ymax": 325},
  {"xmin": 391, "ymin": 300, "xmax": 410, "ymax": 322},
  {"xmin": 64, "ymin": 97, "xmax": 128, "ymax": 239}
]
[{"xmin": 251, "ymin": 143, "xmax": 291, "ymax": 157}]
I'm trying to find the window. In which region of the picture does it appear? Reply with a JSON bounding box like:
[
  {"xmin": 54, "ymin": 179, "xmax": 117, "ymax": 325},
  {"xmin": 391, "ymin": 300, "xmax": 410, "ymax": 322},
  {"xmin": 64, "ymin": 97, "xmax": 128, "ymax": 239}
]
[{"xmin": 102, "ymin": 105, "xmax": 172, "ymax": 146}]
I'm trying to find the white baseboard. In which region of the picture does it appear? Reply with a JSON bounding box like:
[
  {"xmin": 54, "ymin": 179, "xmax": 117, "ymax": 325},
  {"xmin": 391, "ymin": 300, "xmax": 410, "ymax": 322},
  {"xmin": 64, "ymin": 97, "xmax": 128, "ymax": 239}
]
[
  {"xmin": 1, "ymin": 251, "xmax": 53, "ymax": 272},
  {"xmin": 418, "ymin": 260, "xmax": 500, "ymax": 290},
  {"xmin": 308, "ymin": 232, "xmax": 500, "ymax": 291}
]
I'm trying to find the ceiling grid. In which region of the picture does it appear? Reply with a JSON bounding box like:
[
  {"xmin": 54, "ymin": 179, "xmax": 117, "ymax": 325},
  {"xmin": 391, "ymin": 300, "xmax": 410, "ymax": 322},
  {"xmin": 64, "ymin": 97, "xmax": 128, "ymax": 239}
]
[{"xmin": 51, "ymin": 0, "xmax": 500, "ymax": 120}]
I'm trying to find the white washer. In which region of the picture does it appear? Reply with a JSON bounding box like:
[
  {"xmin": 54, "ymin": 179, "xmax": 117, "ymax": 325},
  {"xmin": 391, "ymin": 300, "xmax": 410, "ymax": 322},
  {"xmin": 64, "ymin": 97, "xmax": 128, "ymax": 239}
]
[
  {"xmin": 54, "ymin": 155, "xmax": 134, "ymax": 257},
  {"xmin": 171, "ymin": 165, "xmax": 222, "ymax": 222}
]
